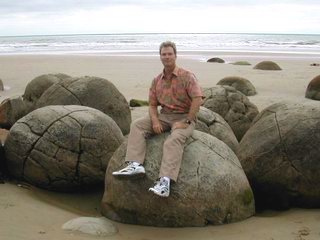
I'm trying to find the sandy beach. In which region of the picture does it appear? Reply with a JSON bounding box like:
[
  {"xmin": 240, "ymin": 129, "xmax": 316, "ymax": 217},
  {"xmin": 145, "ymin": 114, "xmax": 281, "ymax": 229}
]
[{"xmin": 0, "ymin": 52, "xmax": 320, "ymax": 240}]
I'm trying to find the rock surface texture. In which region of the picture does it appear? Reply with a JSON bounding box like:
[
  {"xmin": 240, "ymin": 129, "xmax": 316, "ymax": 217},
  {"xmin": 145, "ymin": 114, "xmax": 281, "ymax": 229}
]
[
  {"xmin": 62, "ymin": 217, "xmax": 118, "ymax": 237},
  {"xmin": 102, "ymin": 131, "xmax": 255, "ymax": 227},
  {"xmin": 202, "ymin": 86, "xmax": 259, "ymax": 141},
  {"xmin": 195, "ymin": 107, "xmax": 239, "ymax": 153},
  {"xmin": 305, "ymin": 75, "xmax": 320, "ymax": 100},
  {"xmin": 5, "ymin": 105, "xmax": 124, "ymax": 192},
  {"xmin": 217, "ymin": 76, "xmax": 257, "ymax": 96},
  {"xmin": 0, "ymin": 96, "xmax": 33, "ymax": 129},
  {"xmin": 35, "ymin": 76, "xmax": 131, "ymax": 135},
  {"xmin": 238, "ymin": 101, "xmax": 320, "ymax": 209},
  {"xmin": 23, "ymin": 73, "xmax": 70, "ymax": 103}
]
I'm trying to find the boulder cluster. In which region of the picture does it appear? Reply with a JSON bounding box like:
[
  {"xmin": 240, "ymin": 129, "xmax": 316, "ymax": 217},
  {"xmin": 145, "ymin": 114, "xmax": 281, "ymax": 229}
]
[{"xmin": 1, "ymin": 61, "xmax": 320, "ymax": 227}]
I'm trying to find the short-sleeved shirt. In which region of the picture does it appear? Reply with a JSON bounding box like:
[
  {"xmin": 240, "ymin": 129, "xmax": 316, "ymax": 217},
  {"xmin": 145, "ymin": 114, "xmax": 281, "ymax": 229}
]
[{"xmin": 149, "ymin": 66, "xmax": 203, "ymax": 113}]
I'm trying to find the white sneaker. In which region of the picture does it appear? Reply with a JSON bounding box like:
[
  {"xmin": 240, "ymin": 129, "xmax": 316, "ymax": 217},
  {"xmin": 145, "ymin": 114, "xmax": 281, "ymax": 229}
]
[
  {"xmin": 149, "ymin": 177, "xmax": 170, "ymax": 197},
  {"xmin": 112, "ymin": 161, "xmax": 145, "ymax": 178}
]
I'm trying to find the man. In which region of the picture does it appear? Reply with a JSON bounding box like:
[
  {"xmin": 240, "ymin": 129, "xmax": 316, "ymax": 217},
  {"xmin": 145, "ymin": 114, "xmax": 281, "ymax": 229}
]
[{"xmin": 112, "ymin": 41, "xmax": 203, "ymax": 197}]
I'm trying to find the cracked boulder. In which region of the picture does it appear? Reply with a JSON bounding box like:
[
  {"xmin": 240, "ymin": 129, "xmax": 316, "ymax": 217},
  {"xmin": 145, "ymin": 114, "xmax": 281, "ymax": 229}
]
[
  {"xmin": 217, "ymin": 76, "xmax": 257, "ymax": 96},
  {"xmin": 102, "ymin": 130, "xmax": 255, "ymax": 227},
  {"xmin": 0, "ymin": 96, "xmax": 33, "ymax": 129},
  {"xmin": 195, "ymin": 107, "xmax": 239, "ymax": 153},
  {"xmin": 202, "ymin": 85, "xmax": 259, "ymax": 141},
  {"xmin": 305, "ymin": 75, "xmax": 320, "ymax": 100},
  {"xmin": 237, "ymin": 101, "xmax": 320, "ymax": 209},
  {"xmin": 4, "ymin": 105, "xmax": 124, "ymax": 192},
  {"xmin": 35, "ymin": 76, "xmax": 131, "ymax": 135},
  {"xmin": 23, "ymin": 73, "xmax": 71, "ymax": 104}
]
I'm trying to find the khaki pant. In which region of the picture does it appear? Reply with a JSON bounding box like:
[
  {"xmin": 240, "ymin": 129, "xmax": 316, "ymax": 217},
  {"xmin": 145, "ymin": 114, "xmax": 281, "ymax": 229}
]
[{"xmin": 125, "ymin": 113, "xmax": 195, "ymax": 182}]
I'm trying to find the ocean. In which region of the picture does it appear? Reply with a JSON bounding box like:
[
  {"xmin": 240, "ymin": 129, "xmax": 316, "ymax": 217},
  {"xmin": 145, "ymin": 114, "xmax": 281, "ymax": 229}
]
[{"xmin": 0, "ymin": 33, "xmax": 319, "ymax": 56}]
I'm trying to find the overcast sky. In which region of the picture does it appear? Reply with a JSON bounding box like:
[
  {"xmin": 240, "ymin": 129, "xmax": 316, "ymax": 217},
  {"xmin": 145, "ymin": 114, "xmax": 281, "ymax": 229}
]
[{"xmin": 0, "ymin": 0, "xmax": 319, "ymax": 36}]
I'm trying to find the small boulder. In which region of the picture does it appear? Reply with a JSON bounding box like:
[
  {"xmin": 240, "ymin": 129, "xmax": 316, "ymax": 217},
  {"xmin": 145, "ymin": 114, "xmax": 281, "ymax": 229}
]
[
  {"xmin": 305, "ymin": 75, "xmax": 320, "ymax": 100},
  {"xmin": 5, "ymin": 105, "xmax": 124, "ymax": 192},
  {"xmin": 62, "ymin": 217, "xmax": 117, "ymax": 237},
  {"xmin": 202, "ymin": 86, "xmax": 259, "ymax": 141},
  {"xmin": 196, "ymin": 107, "xmax": 239, "ymax": 153},
  {"xmin": 0, "ymin": 78, "xmax": 4, "ymax": 91},
  {"xmin": 217, "ymin": 76, "xmax": 257, "ymax": 96},
  {"xmin": 207, "ymin": 57, "xmax": 225, "ymax": 63},
  {"xmin": 23, "ymin": 73, "xmax": 70, "ymax": 103},
  {"xmin": 36, "ymin": 76, "xmax": 131, "ymax": 135},
  {"xmin": 0, "ymin": 97, "xmax": 33, "ymax": 129},
  {"xmin": 253, "ymin": 61, "xmax": 282, "ymax": 70},
  {"xmin": 129, "ymin": 99, "xmax": 149, "ymax": 107},
  {"xmin": 231, "ymin": 61, "xmax": 251, "ymax": 66},
  {"xmin": 102, "ymin": 131, "xmax": 255, "ymax": 227},
  {"xmin": 238, "ymin": 101, "xmax": 320, "ymax": 209}
]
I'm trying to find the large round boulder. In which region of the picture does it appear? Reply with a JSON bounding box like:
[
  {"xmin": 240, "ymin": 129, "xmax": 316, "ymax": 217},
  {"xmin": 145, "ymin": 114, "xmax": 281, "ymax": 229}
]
[
  {"xmin": 102, "ymin": 131, "xmax": 255, "ymax": 227},
  {"xmin": 196, "ymin": 107, "xmax": 239, "ymax": 153},
  {"xmin": 305, "ymin": 75, "xmax": 320, "ymax": 100},
  {"xmin": 35, "ymin": 76, "xmax": 131, "ymax": 135},
  {"xmin": 23, "ymin": 73, "xmax": 70, "ymax": 103},
  {"xmin": 237, "ymin": 101, "xmax": 320, "ymax": 209},
  {"xmin": 217, "ymin": 76, "xmax": 257, "ymax": 96},
  {"xmin": 4, "ymin": 105, "xmax": 124, "ymax": 192},
  {"xmin": 202, "ymin": 85, "xmax": 259, "ymax": 141},
  {"xmin": 0, "ymin": 97, "xmax": 33, "ymax": 129},
  {"xmin": 253, "ymin": 61, "xmax": 282, "ymax": 70}
]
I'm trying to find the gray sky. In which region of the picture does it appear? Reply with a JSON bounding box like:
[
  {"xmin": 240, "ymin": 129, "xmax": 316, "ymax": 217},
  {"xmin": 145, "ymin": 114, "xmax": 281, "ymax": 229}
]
[{"xmin": 0, "ymin": 1, "xmax": 319, "ymax": 36}]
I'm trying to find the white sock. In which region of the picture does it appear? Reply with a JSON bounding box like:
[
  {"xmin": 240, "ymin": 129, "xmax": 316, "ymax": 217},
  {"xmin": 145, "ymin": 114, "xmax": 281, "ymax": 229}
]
[{"xmin": 129, "ymin": 161, "xmax": 140, "ymax": 166}]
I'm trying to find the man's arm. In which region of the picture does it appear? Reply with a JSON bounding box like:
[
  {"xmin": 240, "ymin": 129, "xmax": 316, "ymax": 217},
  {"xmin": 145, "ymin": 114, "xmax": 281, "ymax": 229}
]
[
  {"xmin": 172, "ymin": 96, "xmax": 203, "ymax": 130},
  {"xmin": 149, "ymin": 105, "xmax": 164, "ymax": 134},
  {"xmin": 186, "ymin": 96, "xmax": 203, "ymax": 122}
]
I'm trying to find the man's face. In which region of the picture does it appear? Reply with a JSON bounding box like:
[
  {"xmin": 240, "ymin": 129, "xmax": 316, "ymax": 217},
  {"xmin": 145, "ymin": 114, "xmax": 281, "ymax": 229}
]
[{"xmin": 160, "ymin": 47, "xmax": 176, "ymax": 68}]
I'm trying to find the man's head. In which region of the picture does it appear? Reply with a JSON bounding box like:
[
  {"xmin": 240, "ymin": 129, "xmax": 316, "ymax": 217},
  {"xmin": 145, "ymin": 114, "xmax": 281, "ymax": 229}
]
[{"xmin": 159, "ymin": 41, "xmax": 177, "ymax": 69}]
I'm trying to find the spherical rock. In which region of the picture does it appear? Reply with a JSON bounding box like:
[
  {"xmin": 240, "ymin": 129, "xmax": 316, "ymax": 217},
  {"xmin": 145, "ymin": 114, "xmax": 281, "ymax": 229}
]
[
  {"xmin": 0, "ymin": 143, "xmax": 6, "ymax": 182},
  {"xmin": 36, "ymin": 76, "xmax": 131, "ymax": 135},
  {"xmin": 207, "ymin": 57, "xmax": 225, "ymax": 63},
  {"xmin": 0, "ymin": 96, "xmax": 33, "ymax": 129},
  {"xmin": 231, "ymin": 61, "xmax": 251, "ymax": 66},
  {"xmin": 102, "ymin": 131, "xmax": 255, "ymax": 227},
  {"xmin": 238, "ymin": 101, "xmax": 320, "ymax": 209},
  {"xmin": 0, "ymin": 78, "xmax": 4, "ymax": 91},
  {"xmin": 62, "ymin": 217, "xmax": 118, "ymax": 237},
  {"xmin": 202, "ymin": 86, "xmax": 259, "ymax": 141},
  {"xmin": 305, "ymin": 75, "xmax": 320, "ymax": 100},
  {"xmin": 217, "ymin": 76, "xmax": 257, "ymax": 96},
  {"xmin": 129, "ymin": 99, "xmax": 149, "ymax": 107},
  {"xmin": 23, "ymin": 73, "xmax": 70, "ymax": 103},
  {"xmin": 253, "ymin": 61, "xmax": 282, "ymax": 70},
  {"xmin": 4, "ymin": 105, "xmax": 124, "ymax": 192},
  {"xmin": 196, "ymin": 107, "xmax": 239, "ymax": 153}
]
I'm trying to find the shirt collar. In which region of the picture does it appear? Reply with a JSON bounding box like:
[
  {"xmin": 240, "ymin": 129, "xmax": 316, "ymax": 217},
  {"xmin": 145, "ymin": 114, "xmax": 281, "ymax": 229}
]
[{"xmin": 161, "ymin": 66, "xmax": 179, "ymax": 79}]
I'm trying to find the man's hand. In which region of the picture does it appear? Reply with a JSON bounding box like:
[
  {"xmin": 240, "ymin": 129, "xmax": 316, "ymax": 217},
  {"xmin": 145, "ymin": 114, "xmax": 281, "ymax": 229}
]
[
  {"xmin": 172, "ymin": 121, "xmax": 189, "ymax": 130},
  {"xmin": 152, "ymin": 119, "xmax": 164, "ymax": 134}
]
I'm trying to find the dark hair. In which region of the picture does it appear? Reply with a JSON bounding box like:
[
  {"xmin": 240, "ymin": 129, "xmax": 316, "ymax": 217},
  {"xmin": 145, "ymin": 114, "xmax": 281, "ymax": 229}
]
[{"xmin": 159, "ymin": 41, "xmax": 177, "ymax": 55}]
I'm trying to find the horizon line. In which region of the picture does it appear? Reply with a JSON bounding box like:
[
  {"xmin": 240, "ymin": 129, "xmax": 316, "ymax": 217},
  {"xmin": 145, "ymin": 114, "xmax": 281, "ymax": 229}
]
[{"xmin": 1, "ymin": 32, "xmax": 320, "ymax": 38}]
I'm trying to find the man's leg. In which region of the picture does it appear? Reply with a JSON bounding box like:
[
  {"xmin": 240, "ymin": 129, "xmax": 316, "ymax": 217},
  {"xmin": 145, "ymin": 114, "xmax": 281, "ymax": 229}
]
[
  {"xmin": 149, "ymin": 121, "xmax": 194, "ymax": 197},
  {"xmin": 159, "ymin": 123, "xmax": 195, "ymax": 181},
  {"xmin": 113, "ymin": 115, "xmax": 153, "ymax": 177},
  {"xmin": 125, "ymin": 115, "xmax": 154, "ymax": 164}
]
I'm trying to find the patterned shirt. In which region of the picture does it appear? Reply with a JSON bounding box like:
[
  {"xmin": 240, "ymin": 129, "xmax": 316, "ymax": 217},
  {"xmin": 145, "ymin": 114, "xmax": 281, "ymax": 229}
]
[{"xmin": 149, "ymin": 66, "xmax": 203, "ymax": 113}]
